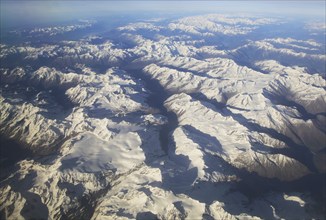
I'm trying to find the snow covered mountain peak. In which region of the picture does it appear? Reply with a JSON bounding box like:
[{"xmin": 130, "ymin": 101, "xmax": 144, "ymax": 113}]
[{"xmin": 0, "ymin": 11, "xmax": 325, "ymax": 219}]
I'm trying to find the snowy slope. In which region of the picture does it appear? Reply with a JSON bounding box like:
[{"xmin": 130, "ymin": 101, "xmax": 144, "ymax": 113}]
[{"xmin": 0, "ymin": 13, "xmax": 325, "ymax": 219}]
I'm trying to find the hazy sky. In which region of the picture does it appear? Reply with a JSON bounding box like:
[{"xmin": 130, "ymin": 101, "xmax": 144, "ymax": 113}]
[{"xmin": 1, "ymin": 1, "xmax": 325, "ymax": 28}]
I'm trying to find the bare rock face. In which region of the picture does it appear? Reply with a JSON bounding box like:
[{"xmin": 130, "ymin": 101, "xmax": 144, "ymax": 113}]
[{"xmin": 0, "ymin": 13, "xmax": 325, "ymax": 220}]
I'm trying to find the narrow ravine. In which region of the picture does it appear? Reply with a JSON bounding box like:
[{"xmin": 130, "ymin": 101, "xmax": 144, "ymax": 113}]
[{"xmin": 123, "ymin": 67, "xmax": 179, "ymax": 154}]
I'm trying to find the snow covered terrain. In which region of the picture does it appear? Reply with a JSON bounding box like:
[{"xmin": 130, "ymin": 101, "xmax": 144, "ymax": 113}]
[
  {"xmin": 9, "ymin": 20, "xmax": 96, "ymax": 38},
  {"xmin": 0, "ymin": 13, "xmax": 325, "ymax": 219}
]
